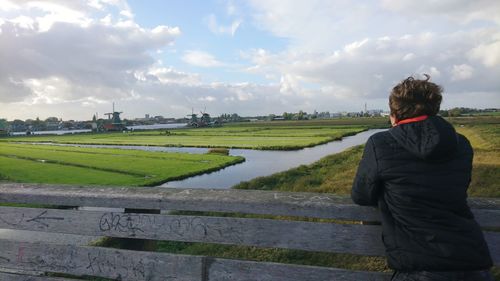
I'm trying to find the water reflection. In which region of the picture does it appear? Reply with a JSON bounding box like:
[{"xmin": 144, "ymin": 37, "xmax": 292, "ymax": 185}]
[{"xmin": 163, "ymin": 129, "xmax": 386, "ymax": 189}]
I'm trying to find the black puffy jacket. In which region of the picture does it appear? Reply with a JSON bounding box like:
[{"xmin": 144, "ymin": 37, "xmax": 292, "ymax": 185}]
[{"xmin": 351, "ymin": 116, "xmax": 492, "ymax": 271}]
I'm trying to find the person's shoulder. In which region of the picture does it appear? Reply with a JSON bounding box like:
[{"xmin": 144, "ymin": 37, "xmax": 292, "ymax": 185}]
[
  {"xmin": 456, "ymin": 132, "xmax": 473, "ymax": 152},
  {"xmin": 367, "ymin": 130, "xmax": 391, "ymax": 145}
]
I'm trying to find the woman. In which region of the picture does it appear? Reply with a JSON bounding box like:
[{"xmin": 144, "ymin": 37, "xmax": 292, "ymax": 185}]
[{"xmin": 351, "ymin": 75, "xmax": 493, "ymax": 280}]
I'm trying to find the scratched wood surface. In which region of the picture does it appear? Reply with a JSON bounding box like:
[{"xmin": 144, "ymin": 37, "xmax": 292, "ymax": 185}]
[
  {"xmin": 0, "ymin": 239, "xmax": 203, "ymax": 281},
  {"xmin": 205, "ymin": 258, "xmax": 392, "ymax": 281},
  {"xmin": 0, "ymin": 206, "xmax": 385, "ymax": 256},
  {"xmin": 1, "ymin": 183, "xmax": 499, "ymax": 223},
  {"xmin": 0, "ymin": 272, "xmax": 81, "ymax": 281},
  {"xmin": 1, "ymin": 206, "xmax": 499, "ymax": 264}
]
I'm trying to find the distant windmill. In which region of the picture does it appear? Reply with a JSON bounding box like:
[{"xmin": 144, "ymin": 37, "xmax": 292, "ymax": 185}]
[
  {"xmin": 200, "ymin": 107, "xmax": 211, "ymax": 125},
  {"xmin": 104, "ymin": 102, "xmax": 123, "ymax": 125},
  {"xmin": 103, "ymin": 102, "xmax": 125, "ymax": 131},
  {"xmin": 187, "ymin": 107, "xmax": 213, "ymax": 127}
]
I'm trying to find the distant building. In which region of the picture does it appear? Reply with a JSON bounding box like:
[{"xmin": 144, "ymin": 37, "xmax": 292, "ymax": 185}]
[{"xmin": 0, "ymin": 119, "xmax": 8, "ymax": 135}]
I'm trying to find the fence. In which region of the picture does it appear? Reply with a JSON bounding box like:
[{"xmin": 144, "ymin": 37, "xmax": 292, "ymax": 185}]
[{"xmin": 0, "ymin": 183, "xmax": 498, "ymax": 281}]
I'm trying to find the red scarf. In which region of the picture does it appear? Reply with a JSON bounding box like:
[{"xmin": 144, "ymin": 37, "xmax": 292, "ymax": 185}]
[{"xmin": 393, "ymin": 115, "xmax": 428, "ymax": 127}]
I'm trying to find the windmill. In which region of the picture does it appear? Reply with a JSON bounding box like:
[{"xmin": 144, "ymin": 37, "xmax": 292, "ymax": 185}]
[
  {"xmin": 187, "ymin": 108, "xmax": 199, "ymax": 127},
  {"xmin": 199, "ymin": 107, "xmax": 211, "ymax": 126},
  {"xmin": 103, "ymin": 103, "xmax": 125, "ymax": 131},
  {"xmin": 187, "ymin": 107, "xmax": 214, "ymax": 127}
]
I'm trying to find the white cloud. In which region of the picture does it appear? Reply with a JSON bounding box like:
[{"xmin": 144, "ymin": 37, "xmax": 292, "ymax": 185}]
[
  {"xmin": 0, "ymin": 0, "xmax": 20, "ymax": 11},
  {"xmin": 206, "ymin": 14, "xmax": 242, "ymax": 36},
  {"xmin": 429, "ymin": 67, "xmax": 441, "ymax": 78},
  {"xmin": 182, "ymin": 50, "xmax": 224, "ymax": 68},
  {"xmin": 402, "ymin": 53, "xmax": 415, "ymax": 61},
  {"xmin": 226, "ymin": 0, "xmax": 237, "ymax": 16},
  {"xmin": 146, "ymin": 67, "xmax": 201, "ymax": 85},
  {"xmin": 381, "ymin": 0, "xmax": 500, "ymax": 25},
  {"xmin": 451, "ymin": 64, "xmax": 474, "ymax": 81},
  {"xmin": 243, "ymin": 30, "xmax": 500, "ymax": 102},
  {"xmin": 468, "ymin": 39, "xmax": 500, "ymax": 67},
  {"xmin": 119, "ymin": 9, "xmax": 133, "ymax": 18},
  {"xmin": 0, "ymin": 1, "xmax": 180, "ymax": 111},
  {"xmin": 249, "ymin": 0, "xmax": 377, "ymax": 51},
  {"xmin": 25, "ymin": 76, "xmax": 73, "ymax": 104},
  {"xmin": 198, "ymin": 96, "xmax": 216, "ymax": 102},
  {"xmin": 243, "ymin": 1, "xmax": 500, "ymax": 107},
  {"xmin": 279, "ymin": 74, "xmax": 301, "ymax": 96}
]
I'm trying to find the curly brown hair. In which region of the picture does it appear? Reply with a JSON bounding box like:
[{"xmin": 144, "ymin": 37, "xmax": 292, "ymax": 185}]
[{"xmin": 389, "ymin": 74, "xmax": 443, "ymax": 121}]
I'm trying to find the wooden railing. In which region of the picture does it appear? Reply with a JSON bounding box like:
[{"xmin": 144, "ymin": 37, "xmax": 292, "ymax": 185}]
[{"xmin": 0, "ymin": 183, "xmax": 498, "ymax": 281}]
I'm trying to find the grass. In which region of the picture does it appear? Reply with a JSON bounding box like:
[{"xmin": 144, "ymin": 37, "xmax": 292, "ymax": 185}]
[
  {"xmin": 234, "ymin": 145, "xmax": 364, "ymax": 194},
  {"xmin": 158, "ymin": 242, "xmax": 387, "ymax": 271},
  {"xmin": 234, "ymin": 123, "xmax": 500, "ymax": 196},
  {"xmin": 4, "ymin": 125, "xmax": 368, "ymax": 150},
  {"xmin": 0, "ymin": 142, "xmax": 243, "ymax": 186},
  {"xmin": 156, "ymin": 121, "xmax": 500, "ymax": 277},
  {"xmin": 456, "ymin": 124, "xmax": 500, "ymax": 197}
]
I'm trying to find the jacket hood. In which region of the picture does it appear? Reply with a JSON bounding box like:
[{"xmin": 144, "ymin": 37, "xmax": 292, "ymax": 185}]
[{"xmin": 389, "ymin": 115, "xmax": 458, "ymax": 161}]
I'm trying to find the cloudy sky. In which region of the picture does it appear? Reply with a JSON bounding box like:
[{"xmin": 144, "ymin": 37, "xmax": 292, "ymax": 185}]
[{"xmin": 1, "ymin": 0, "xmax": 499, "ymax": 120}]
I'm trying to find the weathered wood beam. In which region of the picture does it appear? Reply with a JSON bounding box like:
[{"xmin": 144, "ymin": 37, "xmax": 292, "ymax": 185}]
[
  {"xmin": 0, "ymin": 239, "xmax": 203, "ymax": 281},
  {"xmin": 1, "ymin": 183, "xmax": 498, "ymax": 221},
  {"xmin": 1, "ymin": 206, "xmax": 498, "ymax": 263},
  {"xmin": 205, "ymin": 258, "xmax": 392, "ymax": 281},
  {"xmin": 0, "ymin": 272, "xmax": 81, "ymax": 281},
  {"xmin": 0, "ymin": 207, "xmax": 385, "ymax": 256}
]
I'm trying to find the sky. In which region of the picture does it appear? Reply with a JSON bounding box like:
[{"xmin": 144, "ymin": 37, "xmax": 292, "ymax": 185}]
[{"xmin": 0, "ymin": 0, "xmax": 499, "ymax": 120}]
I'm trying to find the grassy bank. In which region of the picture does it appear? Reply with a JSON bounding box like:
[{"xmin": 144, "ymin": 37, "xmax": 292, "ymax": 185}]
[
  {"xmin": 235, "ymin": 123, "xmax": 500, "ymax": 196},
  {"xmin": 456, "ymin": 124, "xmax": 500, "ymax": 197},
  {"xmin": 156, "ymin": 121, "xmax": 500, "ymax": 277},
  {"xmin": 0, "ymin": 143, "xmax": 243, "ymax": 186},
  {"xmin": 4, "ymin": 125, "xmax": 368, "ymax": 150}
]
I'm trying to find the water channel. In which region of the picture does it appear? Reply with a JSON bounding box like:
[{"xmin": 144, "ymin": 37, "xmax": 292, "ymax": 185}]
[{"xmin": 163, "ymin": 129, "xmax": 385, "ymax": 188}]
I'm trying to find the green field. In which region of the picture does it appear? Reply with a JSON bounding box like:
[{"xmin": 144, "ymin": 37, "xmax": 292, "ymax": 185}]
[
  {"xmin": 0, "ymin": 123, "xmax": 371, "ymax": 187},
  {"xmin": 0, "ymin": 143, "xmax": 243, "ymax": 186},
  {"xmin": 5, "ymin": 124, "xmax": 368, "ymax": 150}
]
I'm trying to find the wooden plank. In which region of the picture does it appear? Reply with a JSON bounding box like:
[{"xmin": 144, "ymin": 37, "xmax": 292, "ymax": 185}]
[
  {"xmin": 1, "ymin": 183, "xmax": 498, "ymax": 221},
  {"xmin": 2, "ymin": 207, "xmax": 498, "ymax": 260},
  {"xmin": 0, "ymin": 272, "xmax": 80, "ymax": 281},
  {"xmin": 472, "ymin": 209, "xmax": 500, "ymax": 228},
  {"xmin": 0, "ymin": 239, "xmax": 203, "ymax": 281},
  {"xmin": 0, "ymin": 183, "xmax": 373, "ymax": 220},
  {"xmin": 205, "ymin": 258, "xmax": 392, "ymax": 281},
  {"xmin": 0, "ymin": 207, "xmax": 385, "ymax": 256},
  {"xmin": 485, "ymin": 231, "xmax": 500, "ymax": 265}
]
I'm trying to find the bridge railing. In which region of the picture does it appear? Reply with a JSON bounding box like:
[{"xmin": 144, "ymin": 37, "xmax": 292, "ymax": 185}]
[{"xmin": 0, "ymin": 183, "xmax": 498, "ymax": 281}]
